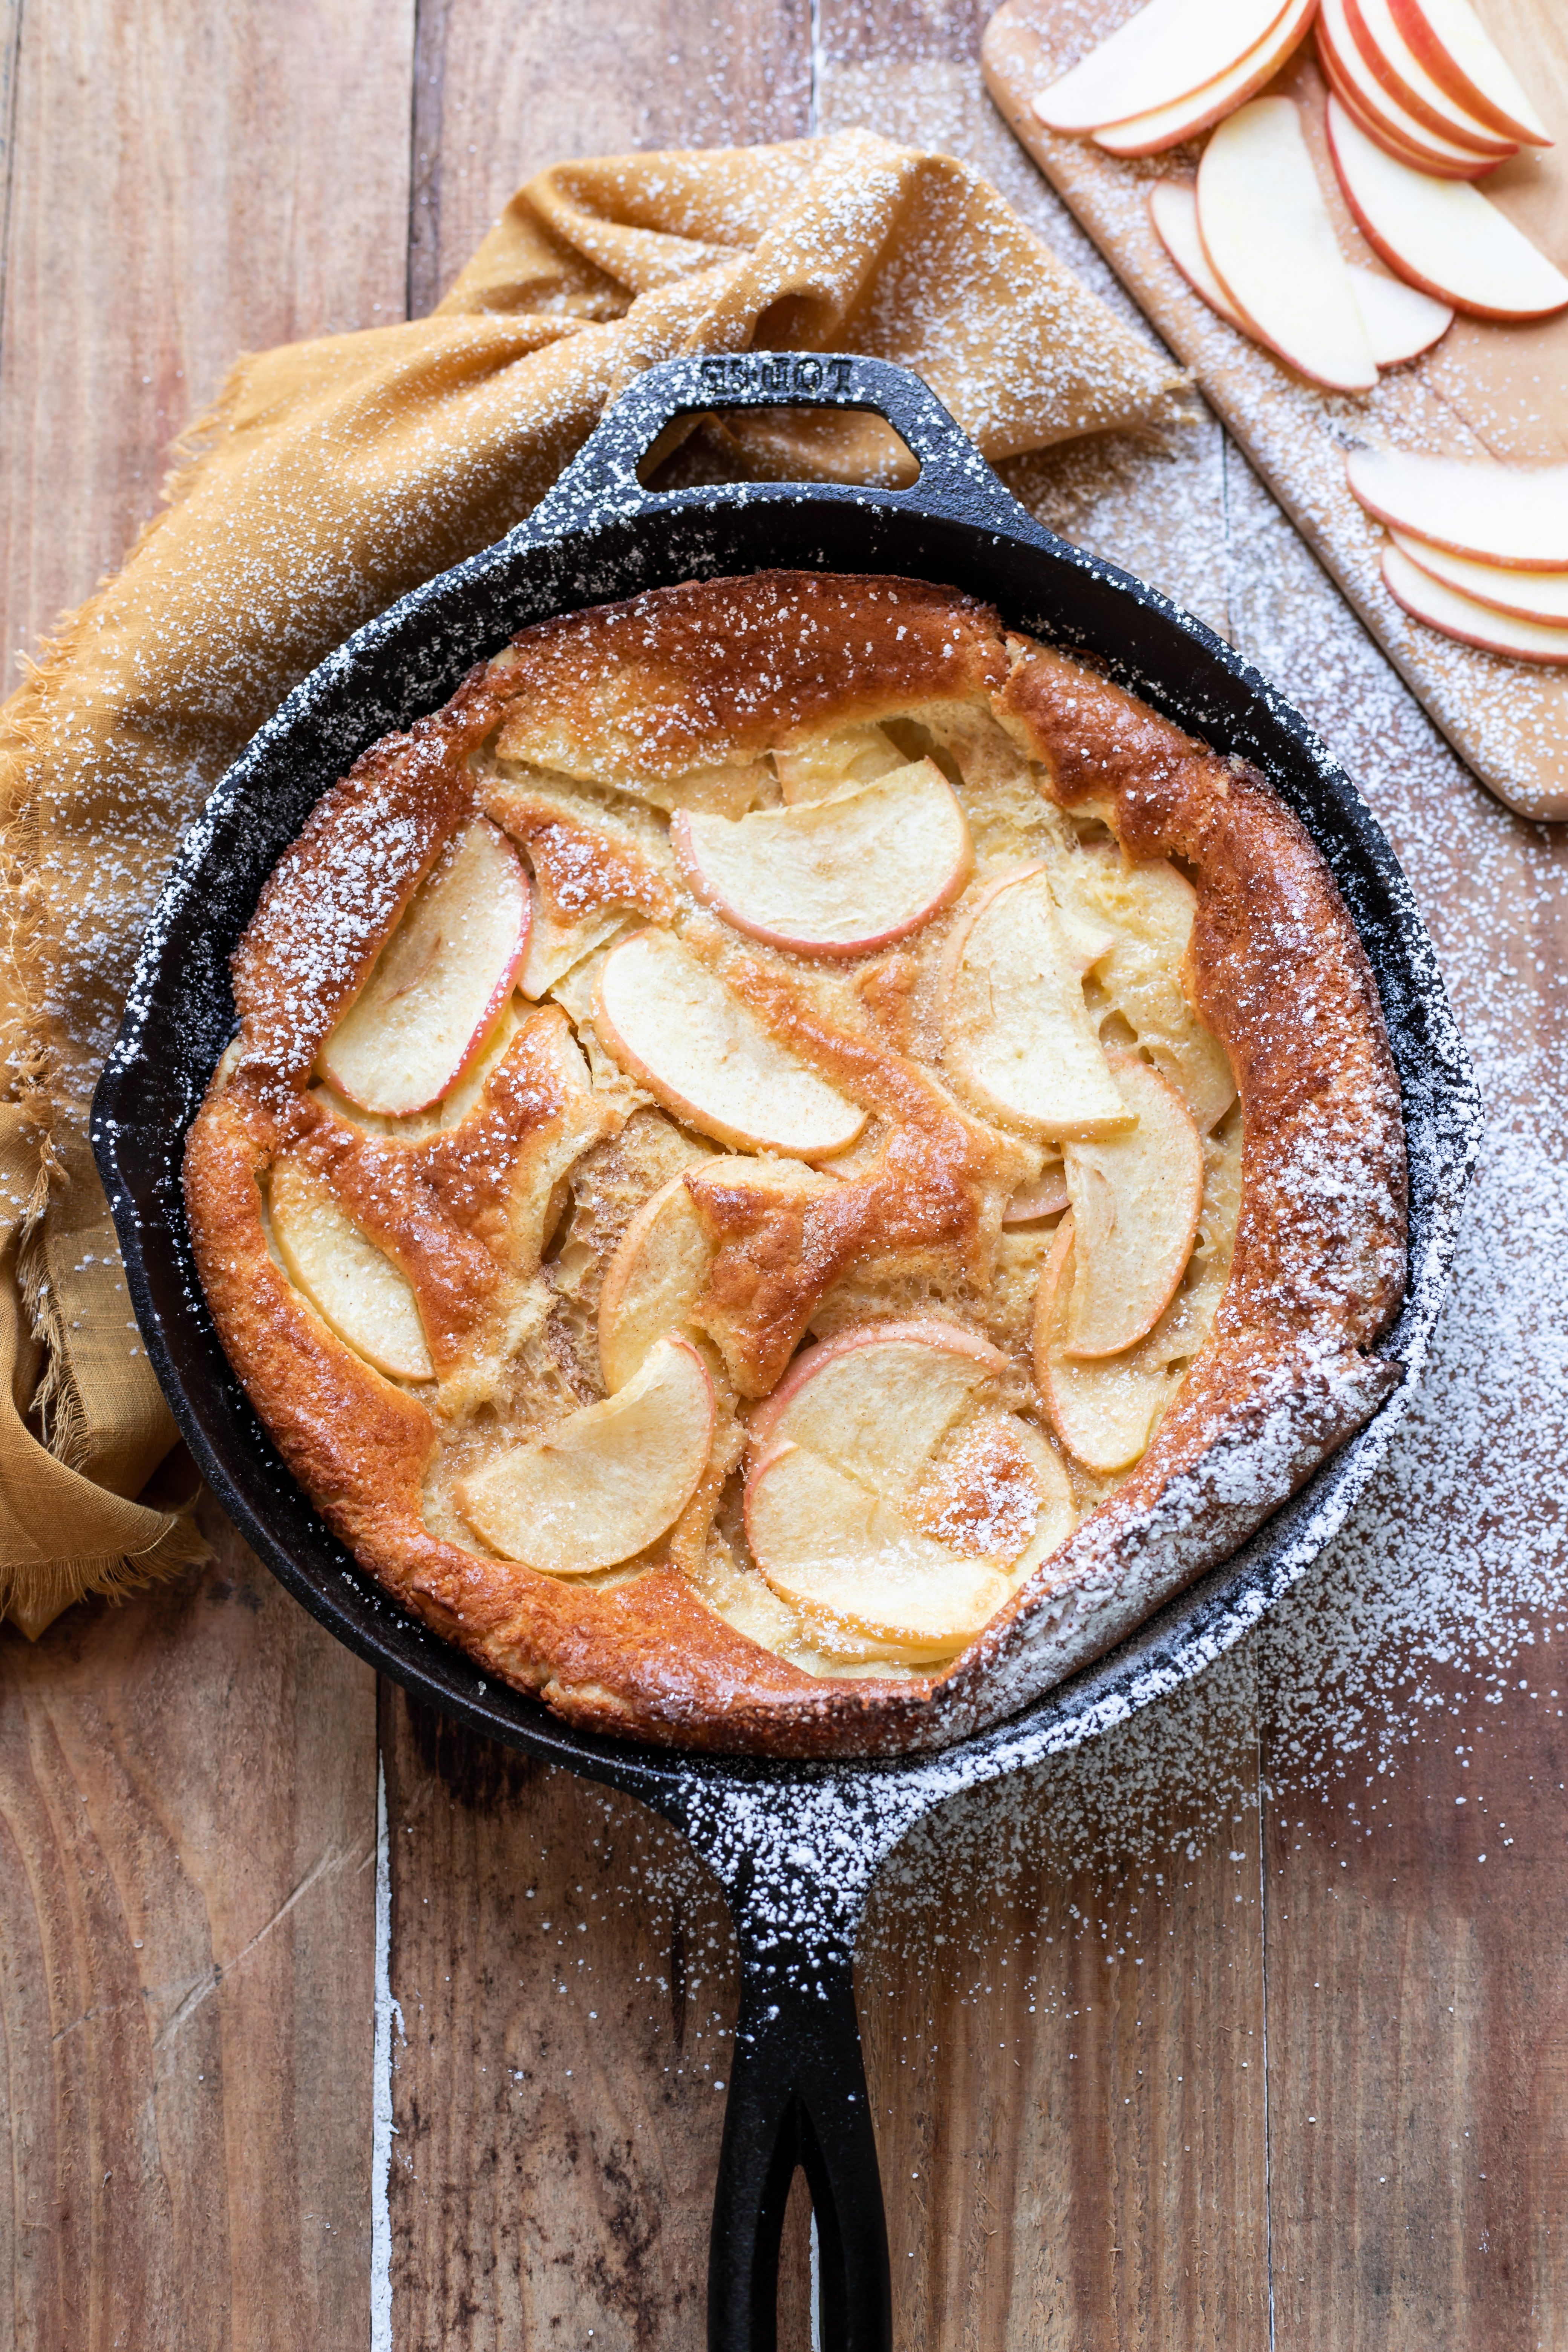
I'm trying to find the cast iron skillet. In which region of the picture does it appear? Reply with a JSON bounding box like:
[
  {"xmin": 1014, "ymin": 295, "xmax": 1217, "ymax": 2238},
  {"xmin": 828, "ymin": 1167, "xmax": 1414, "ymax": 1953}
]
[{"xmin": 93, "ymin": 355, "xmax": 1478, "ymax": 2351}]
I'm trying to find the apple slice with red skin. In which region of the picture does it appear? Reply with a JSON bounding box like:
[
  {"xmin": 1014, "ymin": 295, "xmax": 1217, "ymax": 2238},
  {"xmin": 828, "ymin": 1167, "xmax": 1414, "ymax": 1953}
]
[
  {"xmin": 1061, "ymin": 1056, "xmax": 1205, "ymax": 1358},
  {"xmin": 1003, "ymin": 1168, "xmax": 1070, "ymax": 1226},
  {"xmin": 1386, "ymin": 0, "xmax": 1550, "ymax": 146},
  {"xmin": 1317, "ymin": 0, "xmax": 1506, "ymax": 174},
  {"xmin": 1152, "ymin": 179, "xmax": 1452, "ymax": 362},
  {"xmin": 939, "ymin": 862, "xmax": 1130, "ymax": 1139},
  {"xmin": 270, "ymin": 1159, "xmax": 434, "ymax": 1381},
  {"xmin": 456, "ymin": 1334, "xmax": 715, "ymax": 1573},
  {"xmin": 318, "ymin": 818, "xmax": 530, "ymax": 1118},
  {"xmin": 594, "ymin": 929, "xmax": 866, "ymax": 1160},
  {"xmin": 1033, "ymin": 0, "xmax": 1293, "ymax": 133},
  {"xmin": 1326, "ymin": 97, "xmax": 1568, "ymax": 316},
  {"xmin": 1033, "ymin": 1217, "xmax": 1181, "ymax": 1473},
  {"xmin": 1197, "ymin": 100, "xmax": 1379, "ymax": 392},
  {"xmin": 1381, "ymin": 544, "xmax": 1568, "ymax": 663},
  {"xmin": 1340, "ymin": 0, "xmax": 1516, "ymax": 155},
  {"xmin": 1346, "ymin": 445, "xmax": 1568, "ymax": 567},
  {"xmin": 744, "ymin": 1321, "xmax": 1072, "ymax": 1660},
  {"xmin": 1093, "ymin": 0, "xmax": 1316, "ymax": 155},
  {"xmin": 672, "ymin": 758, "xmax": 972, "ymax": 957},
  {"xmin": 1389, "ymin": 531, "xmax": 1568, "ymax": 623}
]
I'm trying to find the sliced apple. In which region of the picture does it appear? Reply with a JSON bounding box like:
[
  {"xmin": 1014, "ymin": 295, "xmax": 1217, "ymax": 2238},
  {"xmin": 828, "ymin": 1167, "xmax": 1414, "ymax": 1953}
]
[
  {"xmin": 939, "ymin": 863, "xmax": 1129, "ymax": 1139},
  {"xmin": 1197, "ymin": 100, "xmax": 1379, "ymax": 392},
  {"xmin": 672, "ymin": 759, "xmax": 972, "ymax": 956},
  {"xmin": 318, "ymin": 818, "xmax": 530, "ymax": 1118},
  {"xmin": 597, "ymin": 1172, "xmax": 715, "ymax": 1394},
  {"xmin": 1326, "ymin": 97, "xmax": 1568, "ymax": 317},
  {"xmin": 1346, "ymin": 445, "xmax": 1568, "ymax": 567},
  {"xmin": 593, "ymin": 929, "xmax": 866, "ymax": 1159},
  {"xmin": 1317, "ymin": 2, "xmax": 1505, "ymax": 175},
  {"xmin": 1003, "ymin": 1168, "xmax": 1070, "ymax": 1225},
  {"xmin": 1033, "ymin": 0, "xmax": 1293, "ymax": 135},
  {"xmin": 1033, "ymin": 1217, "xmax": 1179, "ymax": 1474},
  {"xmin": 1381, "ymin": 543, "xmax": 1568, "ymax": 662},
  {"xmin": 1390, "ymin": 530, "xmax": 1568, "ymax": 622},
  {"xmin": 1152, "ymin": 179, "xmax": 1452, "ymax": 362},
  {"xmin": 456, "ymin": 1334, "xmax": 715, "ymax": 1574},
  {"xmin": 1095, "ymin": 0, "xmax": 1317, "ymax": 155},
  {"xmin": 269, "ymin": 1158, "xmax": 433, "ymax": 1381},
  {"xmin": 1386, "ymin": 0, "xmax": 1551, "ymax": 147},
  {"xmin": 1342, "ymin": 0, "xmax": 1516, "ymax": 155},
  {"xmin": 1061, "ymin": 1057, "xmax": 1204, "ymax": 1357},
  {"xmin": 750, "ymin": 1320, "xmax": 1011, "ymax": 1503},
  {"xmin": 744, "ymin": 1321, "xmax": 1070, "ymax": 1659},
  {"xmin": 743, "ymin": 1442, "xmax": 1017, "ymax": 1663},
  {"xmin": 774, "ymin": 724, "xmax": 904, "ymax": 806}
]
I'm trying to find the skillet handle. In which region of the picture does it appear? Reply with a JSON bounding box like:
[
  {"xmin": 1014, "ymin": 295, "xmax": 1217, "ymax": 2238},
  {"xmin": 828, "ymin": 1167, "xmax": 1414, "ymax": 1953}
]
[
  {"xmin": 524, "ymin": 349, "xmax": 1032, "ymax": 538},
  {"xmin": 710, "ymin": 1928, "xmax": 893, "ymax": 2352}
]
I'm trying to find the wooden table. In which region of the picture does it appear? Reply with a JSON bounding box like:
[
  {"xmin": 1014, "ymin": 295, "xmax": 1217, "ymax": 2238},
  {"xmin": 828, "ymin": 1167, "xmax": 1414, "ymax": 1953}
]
[{"xmin": 4, "ymin": 4, "xmax": 1567, "ymax": 2346}]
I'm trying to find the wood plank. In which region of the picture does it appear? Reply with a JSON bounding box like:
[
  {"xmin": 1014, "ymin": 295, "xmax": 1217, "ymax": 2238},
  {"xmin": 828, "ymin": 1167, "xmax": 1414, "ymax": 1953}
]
[
  {"xmin": 380, "ymin": 1684, "xmax": 740, "ymax": 2348},
  {"xmin": 0, "ymin": 0, "xmax": 410, "ymax": 2338},
  {"xmin": 860, "ymin": 1645, "xmax": 1269, "ymax": 2350},
  {"xmin": 0, "ymin": 1509, "xmax": 377, "ymax": 2350},
  {"xmin": 408, "ymin": 0, "xmax": 813, "ymax": 314},
  {"xmin": 0, "ymin": 0, "xmax": 415, "ymax": 699}
]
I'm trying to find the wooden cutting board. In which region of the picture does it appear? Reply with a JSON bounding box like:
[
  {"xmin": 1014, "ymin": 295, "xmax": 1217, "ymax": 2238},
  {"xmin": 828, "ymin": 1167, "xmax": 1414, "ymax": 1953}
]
[{"xmin": 982, "ymin": 0, "xmax": 1568, "ymax": 821}]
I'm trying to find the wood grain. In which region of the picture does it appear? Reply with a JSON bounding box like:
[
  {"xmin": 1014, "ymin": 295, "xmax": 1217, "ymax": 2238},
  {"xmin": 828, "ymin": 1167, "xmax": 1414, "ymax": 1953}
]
[
  {"xmin": 982, "ymin": 0, "xmax": 1568, "ymax": 821},
  {"xmin": 0, "ymin": 1508, "xmax": 376, "ymax": 2350},
  {"xmin": 0, "ymin": 0, "xmax": 415, "ymax": 700}
]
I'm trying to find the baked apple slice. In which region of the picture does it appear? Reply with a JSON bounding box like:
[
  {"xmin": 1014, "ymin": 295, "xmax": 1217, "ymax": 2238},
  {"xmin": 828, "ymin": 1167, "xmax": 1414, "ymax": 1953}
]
[
  {"xmin": 1062, "ymin": 1057, "xmax": 1205, "ymax": 1357},
  {"xmin": 594, "ymin": 929, "xmax": 866, "ymax": 1159},
  {"xmin": 745, "ymin": 1321, "xmax": 1071, "ymax": 1658},
  {"xmin": 1033, "ymin": 1218, "xmax": 1181, "ymax": 1474},
  {"xmin": 672, "ymin": 759, "xmax": 972, "ymax": 955},
  {"xmin": 939, "ymin": 864, "xmax": 1129, "ymax": 1139},
  {"xmin": 269, "ymin": 1159, "xmax": 433, "ymax": 1381},
  {"xmin": 318, "ymin": 819, "xmax": 530, "ymax": 1117},
  {"xmin": 773, "ymin": 724, "xmax": 904, "ymax": 806},
  {"xmin": 1003, "ymin": 1167, "xmax": 1070, "ymax": 1226},
  {"xmin": 456, "ymin": 1335, "xmax": 715, "ymax": 1573}
]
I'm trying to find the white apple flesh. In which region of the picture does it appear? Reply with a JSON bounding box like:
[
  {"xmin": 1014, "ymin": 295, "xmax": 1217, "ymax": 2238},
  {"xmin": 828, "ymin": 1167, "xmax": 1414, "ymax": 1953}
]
[
  {"xmin": 750, "ymin": 1320, "xmax": 1011, "ymax": 1501},
  {"xmin": 672, "ymin": 758, "xmax": 972, "ymax": 956},
  {"xmin": 456, "ymin": 1334, "xmax": 715, "ymax": 1573},
  {"xmin": 939, "ymin": 862, "xmax": 1130, "ymax": 1139},
  {"xmin": 1326, "ymin": 98, "xmax": 1568, "ymax": 318},
  {"xmin": 1062, "ymin": 1057, "xmax": 1205, "ymax": 1356},
  {"xmin": 1346, "ymin": 445, "xmax": 1568, "ymax": 567},
  {"xmin": 1386, "ymin": 0, "xmax": 1550, "ymax": 146},
  {"xmin": 1389, "ymin": 530, "xmax": 1568, "ymax": 623},
  {"xmin": 1151, "ymin": 179, "xmax": 1452, "ymax": 363},
  {"xmin": 1316, "ymin": 0, "xmax": 1504, "ymax": 174},
  {"xmin": 269, "ymin": 1158, "xmax": 434, "ymax": 1381},
  {"xmin": 318, "ymin": 818, "xmax": 530, "ymax": 1118},
  {"xmin": 1197, "ymin": 100, "xmax": 1379, "ymax": 392},
  {"xmin": 594, "ymin": 929, "xmax": 866, "ymax": 1159},
  {"xmin": 1381, "ymin": 544, "xmax": 1568, "ymax": 662},
  {"xmin": 1342, "ymin": 0, "xmax": 1515, "ymax": 155},
  {"xmin": 1033, "ymin": 0, "xmax": 1293, "ymax": 134},
  {"xmin": 1093, "ymin": 0, "xmax": 1317, "ymax": 155}
]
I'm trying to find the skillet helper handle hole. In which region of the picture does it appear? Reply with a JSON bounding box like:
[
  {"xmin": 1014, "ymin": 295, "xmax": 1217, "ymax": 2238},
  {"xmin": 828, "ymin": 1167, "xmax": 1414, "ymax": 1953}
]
[
  {"xmin": 709, "ymin": 1940, "xmax": 893, "ymax": 2352},
  {"xmin": 524, "ymin": 350, "xmax": 1026, "ymax": 537}
]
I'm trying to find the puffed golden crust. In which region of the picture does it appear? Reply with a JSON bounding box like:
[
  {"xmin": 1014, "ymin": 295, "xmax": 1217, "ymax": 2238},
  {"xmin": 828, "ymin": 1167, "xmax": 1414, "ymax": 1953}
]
[{"xmin": 185, "ymin": 571, "xmax": 1407, "ymax": 1757}]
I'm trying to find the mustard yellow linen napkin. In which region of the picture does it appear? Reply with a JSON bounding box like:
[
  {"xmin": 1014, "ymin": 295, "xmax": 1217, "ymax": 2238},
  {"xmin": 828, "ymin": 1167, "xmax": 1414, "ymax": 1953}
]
[{"xmin": 0, "ymin": 127, "xmax": 1184, "ymax": 1637}]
